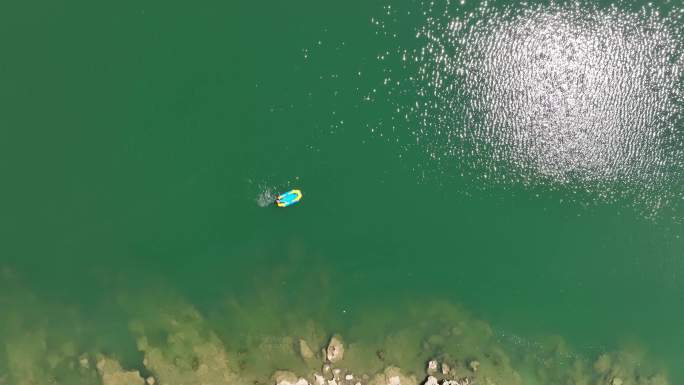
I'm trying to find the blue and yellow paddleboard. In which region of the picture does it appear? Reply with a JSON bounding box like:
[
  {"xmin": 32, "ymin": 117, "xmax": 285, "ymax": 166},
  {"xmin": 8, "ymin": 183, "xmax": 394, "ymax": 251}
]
[{"xmin": 276, "ymin": 189, "xmax": 302, "ymax": 207}]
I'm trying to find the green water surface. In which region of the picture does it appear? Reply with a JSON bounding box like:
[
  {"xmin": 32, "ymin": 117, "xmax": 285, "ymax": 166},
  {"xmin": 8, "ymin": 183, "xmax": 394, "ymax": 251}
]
[{"xmin": 1, "ymin": 0, "xmax": 683, "ymax": 383}]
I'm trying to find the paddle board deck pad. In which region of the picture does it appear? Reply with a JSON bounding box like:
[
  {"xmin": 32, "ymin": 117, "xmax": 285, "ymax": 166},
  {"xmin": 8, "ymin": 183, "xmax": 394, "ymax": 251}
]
[{"xmin": 276, "ymin": 189, "xmax": 302, "ymax": 207}]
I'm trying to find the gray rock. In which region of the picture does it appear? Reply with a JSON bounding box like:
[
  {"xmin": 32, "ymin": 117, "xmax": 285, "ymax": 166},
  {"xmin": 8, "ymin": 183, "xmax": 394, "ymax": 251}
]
[
  {"xmin": 427, "ymin": 360, "xmax": 438, "ymax": 374},
  {"xmin": 273, "ymin": 370, "xmax": 299, "ymax": 385},
  {"xmin": 313, "ymin": 373, "xmax": 326, "ymax": 385},
  {"xmin": 368, "ymin": 366, "xmax": 417, "ymax": 385}
]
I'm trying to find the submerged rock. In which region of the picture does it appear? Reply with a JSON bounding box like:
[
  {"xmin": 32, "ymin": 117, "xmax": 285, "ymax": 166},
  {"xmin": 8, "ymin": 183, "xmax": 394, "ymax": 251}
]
[
  {"xmin": 594, "ymin": 354, "xmax": 612, "ymax": 374},
  {"xmin": 468, "ymin": 361, "xmax": 479, "ymax": 373},
  {"xmin": 591, "ymin": 350, "xmax": 670, "ymax": 385},
  {"xmin": 96, "ymin": 356, "xmax": 145, "ymax": 385},
  {"xmin": 78, "ymin": 354, "xmax": 90, "ymax": 369},
  {"xmin": 441, "ymin": 362, "xmax": 450, "ymax": 375},
  {"xmin": 131, "ymin": 304, "xmax": 242, "ymax": 385},
  {"xmin": 327, "ymin": 335, "xmax": 345, "ymax": 363},
  {"xmin": 299, "ymin": 339, "xmax": 316, "ymax": 360}
]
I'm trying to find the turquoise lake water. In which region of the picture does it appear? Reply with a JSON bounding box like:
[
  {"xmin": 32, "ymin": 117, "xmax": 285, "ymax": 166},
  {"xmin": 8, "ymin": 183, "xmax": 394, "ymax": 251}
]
[{"xmin": 1, "ymin": 0, "xmax": 682, "ymax": 384}]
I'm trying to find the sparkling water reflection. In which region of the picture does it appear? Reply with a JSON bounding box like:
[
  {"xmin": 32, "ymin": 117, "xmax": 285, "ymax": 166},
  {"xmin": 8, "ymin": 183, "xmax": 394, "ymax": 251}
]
[{"xmin": 379, "ymin": 1, "xmax": 683, "ymax": 213}]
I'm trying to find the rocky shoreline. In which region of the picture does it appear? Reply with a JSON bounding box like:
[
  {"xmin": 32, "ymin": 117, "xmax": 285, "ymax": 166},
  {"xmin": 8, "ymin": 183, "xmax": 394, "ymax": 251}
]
[
  {"xmin": 265, "ymin": 332, "xmax": 665, "ymax": 385},
  {"xmin": 2, "ymin": 305, "xmax": 673, "ymax": 385},
  {"xmin": 54, "ymin": 329, "xmax": 669, "ymax": 385},
  {"xmin": 272, "ymin": 334, "xmax": 481, "ymax": 385},
  {"xmin": 0, "ymin": 268, "xmax": 673, "ymax": 385}
]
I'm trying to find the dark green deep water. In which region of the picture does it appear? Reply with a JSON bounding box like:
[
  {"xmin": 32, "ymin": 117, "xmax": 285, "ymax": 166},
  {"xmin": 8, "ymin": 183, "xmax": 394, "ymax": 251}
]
[{"xmin": 1, "ymin": 0, "xmax": 683, "ymax": 384}]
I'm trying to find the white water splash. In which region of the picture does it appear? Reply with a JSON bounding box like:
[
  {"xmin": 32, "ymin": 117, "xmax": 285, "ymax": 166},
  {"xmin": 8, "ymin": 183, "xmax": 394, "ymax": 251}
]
[{"xmin": 256, "ymin": 185, "xmax": 277, "ymax": 207}]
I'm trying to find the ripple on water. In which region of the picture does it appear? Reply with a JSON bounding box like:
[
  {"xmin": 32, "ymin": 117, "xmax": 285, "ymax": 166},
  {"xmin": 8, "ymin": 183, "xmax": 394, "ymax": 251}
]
[{"xmin": 376, "ymin": 1, "xmax": 683, "ymax": 214}]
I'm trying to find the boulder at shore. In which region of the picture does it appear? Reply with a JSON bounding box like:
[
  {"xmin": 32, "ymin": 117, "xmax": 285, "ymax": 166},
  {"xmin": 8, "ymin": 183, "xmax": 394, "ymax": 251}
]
[
  {"xmin": 326, "ymin": 335, "xmax": 345, "ymax": 363},
  {"xmin": 273, "ymin": 370, "xmax": 310, "ymax": 385},
  {"xmin": 368, "ymin": 366, "xmax": 417, "ymax": 385}
]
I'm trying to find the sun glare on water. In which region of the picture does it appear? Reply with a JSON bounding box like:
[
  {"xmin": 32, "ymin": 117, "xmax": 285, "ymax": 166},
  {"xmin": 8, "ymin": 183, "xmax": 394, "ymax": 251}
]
[{"xmin": 376, "ymin": 1, "xmax": 683, "ymax": 213}]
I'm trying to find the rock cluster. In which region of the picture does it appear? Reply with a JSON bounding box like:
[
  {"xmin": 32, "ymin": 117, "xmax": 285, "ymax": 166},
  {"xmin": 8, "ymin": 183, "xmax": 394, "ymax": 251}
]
[
  {"xmin": 420, "ymin": 359, "xmax": 473, "ymax": 385},
  {"xmin": 422, "ymin": 376, "xmax": 470, "ymax": 385},
  {"xmin": 274, "ymin": 370, "xmax": 311, "ymax": 385},
  {"xmin": 274, "ymin": 334, "xmax": 409, "ymax": 385},
  {"xmin": 271, "ymin": 335, "xmax": 487, "ymax": 385},
  {"xmin": 0, "ymin": 277, "xmax": 673, "ymax": 385}
]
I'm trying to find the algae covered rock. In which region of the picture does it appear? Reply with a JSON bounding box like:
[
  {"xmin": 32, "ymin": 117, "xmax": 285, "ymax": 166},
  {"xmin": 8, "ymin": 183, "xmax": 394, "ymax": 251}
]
[
  {"xmin": 4, "ymin": 330, "xmax": 50, "ymax": 385},
  {"xmin": 299, "ymin": 339, "xmax": 316, "ymax": 360},
  {"xmin": 441, "ymin": 362, "xmax": 450, "ymax": 375},
  {"xmin": 136, "ymin": 333, "xmax": 239, "ymax": 385},
  {"xmin": 96, "ymin": 356, "xmax": 145, "ymax": 385},
  {"xmin": 3, "ymin": 324, "xmax": 99, "ymax": 385},
  {"xmin": 591, "ymin": 350, "xmax": 670, "ymax": 385},
  {"xmin": 594, "ymin": 354, "xmax": 612, "ymax": 374},
  {"xmin": 427, "ymin": 360, "xmax": 438, "ymax": 374},
  {"xmin": 326, "ymin": 335, "xmax": 345, "ymax": 363},
  {"xmin": 129, "ymin": 301, "xmax": 243, "ymax": 385}
]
